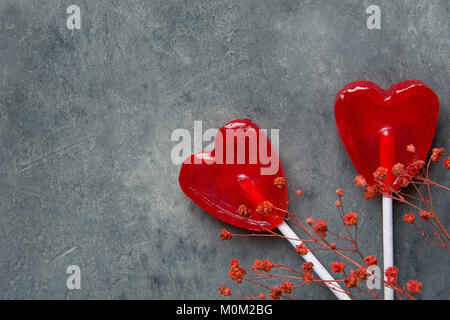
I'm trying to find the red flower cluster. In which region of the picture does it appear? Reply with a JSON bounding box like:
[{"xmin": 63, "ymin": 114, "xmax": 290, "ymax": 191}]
[
  {"xmin": 391, "ymin": 163, "xmax": 405, "ymax": 177},
  {"xmin": 403, "ymin": 213, "xmax": 415, "ymax": 224},
  {"xmin": 345, "ymin": 268, "xmax": 367, "ymax": 288},
  {"xmin": 220, "ymin": 229, "xmax": 232, "ymax": 241},
  {"xmin": 302, "ymin": 262, "xmax": 314, "ymax": 273},
  {"xmin": 419, "ymin": 210, "xmax": 432, "ymax": 221},
  {"xmin": 331, "ymin": 262, "xmax": 345, "ymax": 273},
  {"xmin": 270, "ymin": 285, "xmax": 282, "ymax": 300},
  {"xmin": 256, "ymin": 201, "xmax": 274, "ymax": 215},
  {"xmin": 406, "ymin": 280, "xmax": 422, "ymax": 295},
  {"xmin": 281, "ymin": 281, "xmax": 293, "ymax": 294},
  {"xmin": 218, "ymin": 284, "xmax": 231, "ymax": 296},
  {"xmin": 344, "ymin": 212, "xmax": 358, "ymax": 226},
  {"xmin": 313, "ymin": 219, "xmax": 328, "ymax": 239},
  {"xmin": 354, "ymin": 175, "xmax": 367, "ymax": 187},
  {"xmin": 385, "ymin": 266, "xmax": 398, "ymax": 285},
  {"xmin": 252, "ymin": 259, "xmax": 274, "ymax": 272},
  {"xmin": 364, "ymin": 256, "xmax": 378, "ymax": 267},
  {"xmin": 296, "ymin": 243, "xmax": 308, "ymax": 256},
  {"xmin": 406, "ymin": 144, "xmax": 416, "ymax": 153},
  {"xmin": 373, "ymin": 167, "xmax": 388, "ymax": 181},
  {"xmin": 445, "ymin": 157, "xmax": 450, "ymax": 169},
  {"xmin": 228, "ymin": 260, "xmax": 246, "ymax": 283},
  {"xmin": 237, "ymin": 204, "xmax": 250, "ymax": 217},
  {"xmin": 363, "ymin": 185, "xmax": 381, "ymax": 200},
  {"xmin": 411, "ymin": 160, "xmax": 425, "ymax": 170},
  {"xmin": 431, "ymin": 148, "xmax": 444, "ymax": 163},
  {"xmin": 302, "ymin": 272, "xmax": 314, "ymax": 283},
  {"xmin": 274, "ymin": 177, "xmax": 286, "ymax": 188},
  {"xmin": 229, "ymin": 259, "xmax": 240, "ymax": 269}
]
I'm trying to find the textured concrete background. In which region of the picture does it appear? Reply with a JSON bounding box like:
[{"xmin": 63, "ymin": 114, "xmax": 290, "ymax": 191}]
[{"xmin": 0, "ymin": 0, "xmax": 448, "ymax": 299}]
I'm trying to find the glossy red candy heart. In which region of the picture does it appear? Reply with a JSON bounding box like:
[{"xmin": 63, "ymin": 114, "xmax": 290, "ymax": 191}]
[
  {"xmin": 179, "ymin": 119, "xmax": 287, "ymax": 231},
  {"xmin": 334, "ymin": 80, "xmax": 439, "ymax": 189}
]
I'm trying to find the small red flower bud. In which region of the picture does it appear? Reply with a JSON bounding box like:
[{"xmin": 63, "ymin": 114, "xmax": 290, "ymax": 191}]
[
  {"xmin": 313, "ymin": 219, "xmax": 328, "ymax": 239},
  {"xmin": 364, "ymin": 255, "xmax": 378, "ymax": 267},
  {"xmin": 274, "ymin": 176, "xmax": 286, "ymax": 189},
  {"xmin": 406, "ymin": 280, "xmax": 422, "ymax": 295},
  {"xmin": 252, "ymin": 259, "xmax": 274, "ymax": 272},
  {"xmin": 431, "ymin": 148, "xmax": 444, "ymax": 162},
  {"xmin": 296, "ymin": 189, "xmax": 303, "ymax": 196},
  {"xmin": 419, "ymin": 210, "xmax": 432, "ymax": 220},
  {"xmin": 391, "ymin": 163, "xmax": 405, "ymax": 177},
  {"xmin": 354, "ymin": 175, "xmax": 367, "ymax": 187},
  {"xmin": 373, "ymin": 167, "xmax": 388, "ymax": 181},
  {"xmin": 330, "ymin": 242, "xmax": 337, "ymax": 249},
  {"xmin": 229, "ymin": 259, "xmax": 240, "ymax": 269},
  {"xmin": 331, "ymin": 262, "xmax": 345, "ymax": 273},
  {"xmin": 411, "ymin": 160, "xmax": 425, "ymax": 170},
  {"xmin": 302, "ymin": 271, "xmax": 314, "ymax": 283},
  {"xmin": 302, "ymin": 262, "xmax": 314, "ymax": 273},
  {"xmin": 406, "ymin": 144, "xmax": 416, "ymax": 153},
  {"xmin": 344, "ymin": 212, "xmax": 358, "ymax": 226},
  {"xmin": 385, "ymin": 266, "xmax": 399, "ymax": 281},
  {"xmin": 444, "ymin": 156, "xmax": 450, "ymax": 169},
  {"xmin": 228, "ymin": 265, "xmax": 246, "ymax": 283},
  {"xmin": 270, "ymin": 285, "xmax": 282, "ymax": 300},
  {"xmin": 220, "ymin": 229, "xmax": 233, "ymax": 241},
  {"xmin": 296, "ymin": 243, "xmax": 309, "ymax": 256},
  {"xmin": 334, "ymin": 200, "xmax": 342, "ymax": 207},
  {"xmin": 363, "ymin": 185, "xmax": 381, "ymax": 200},
  {"xmin": 218, "ymin": 284, "xmax": 231, "ymax": 296},
  {"xmin": 345, "ymin": 270, "xmax": 359, "ymax": 288},
  {"xmin": 281, "ymin": 281, "xmax": 293, "ymax": 294},
  {"xmin": 336, "ymin": 188, "xmax": 345, "ymax": 197},
  {"xmin": 306, "ymin": 217, "xmax": 314, "ymax": 225},
  {"xmin": 237, "ymin": 204, "xmax": 250, "ymax": 217},
  {"xmin": 403, "ymin": 213, "xmax": 415, "ymax": 224}
]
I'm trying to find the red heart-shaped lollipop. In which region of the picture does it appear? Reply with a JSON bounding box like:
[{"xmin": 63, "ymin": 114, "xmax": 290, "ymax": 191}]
[
  {"xmin": 179, "ymin": 119, "xmax": 287, "ymax": 231},
  {"xmin": 334, "ymin": 80, "xmax": 439, "ymax": 189}
]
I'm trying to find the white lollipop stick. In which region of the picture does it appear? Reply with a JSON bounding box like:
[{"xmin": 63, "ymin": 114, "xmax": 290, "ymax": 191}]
[
  {"xmin": 379, "ymin": 130, "xmax": 395, "ymax": 300},
  {"xmin": 382, "ymin": 194, "xmax": 394, "ymax": 300},
  {"xmin": 277, "ymin": 221, "xmax": 352, "ymax": 300}
]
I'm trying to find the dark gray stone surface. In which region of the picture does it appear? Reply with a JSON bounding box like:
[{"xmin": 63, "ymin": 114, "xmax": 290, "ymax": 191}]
[{"xmin": 0, "ymin": 0, "xmax": 448, "ymax": 299}]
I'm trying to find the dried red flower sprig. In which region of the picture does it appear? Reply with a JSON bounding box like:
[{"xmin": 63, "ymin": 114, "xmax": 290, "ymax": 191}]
[
  {"xmin": 218, "ymin": 180, "xmax": 422, "ymax": 300},
  {"xmin": 354, "ymin": 145, "xmax": 449, "ymax": 250}
]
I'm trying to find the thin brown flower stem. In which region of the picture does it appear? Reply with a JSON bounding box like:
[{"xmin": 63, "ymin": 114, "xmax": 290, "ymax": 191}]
[
  {"xmin": 274, "ymin": 264, "xmax": 305, "ymax": 277},
  {"xmin": 327, "ymin": 230, "xmax": 352, "ymax": 241},
  {"xmin": 410, "ymin": 181, "xmax": 433, "ymax": 214},
  {"xmin": 293, "ymin": 283, "xmax": 307, "ymax": 289},
  {"xmin": 287, "ymin": 212, "xmax": 316, "ymax": 238},
  {"xmin": 424, "ymin": 220, "xmax": 447, "ymax": 247},
  {"xmin": 285, "ymin": 214, "xmax": 316, "ymax": 239},
  {"xmin": 354, "ymin": 286, "xmax": 381, "ymax": 300},
  {"xmin": 413, "ymin": 224, "xmax": 445, "ymax": 247},
  {"xmin": 432, "ymin": 215, "xmax": 450, "ymax": 241},
  {"xmin": 412, "ymin": 179, "xmax": 450, "ymax": 191},
  {"xmin": 287, "ymin": 193, "xmax": 301, "ymax": 203}
]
